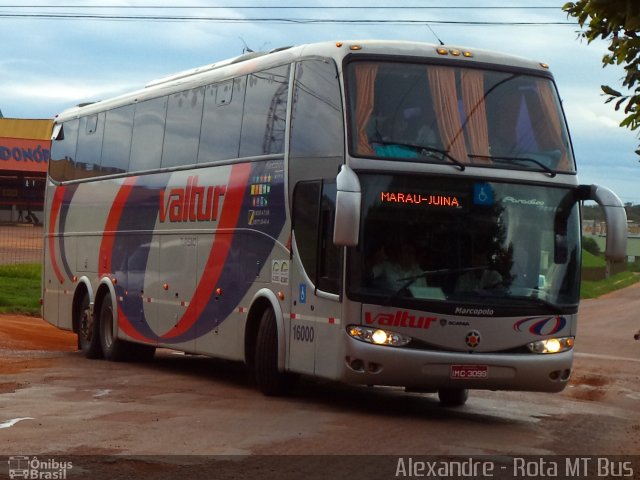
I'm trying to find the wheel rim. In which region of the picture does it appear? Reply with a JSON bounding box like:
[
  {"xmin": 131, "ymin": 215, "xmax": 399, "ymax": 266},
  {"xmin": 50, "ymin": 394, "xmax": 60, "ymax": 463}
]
[
  {"xmin": 80, "ymin": 307, "xmax": 93, "ymax": 344},
  {"xmin": 101, "ymin": 304, "xmax": 114, "ymax": 350}
]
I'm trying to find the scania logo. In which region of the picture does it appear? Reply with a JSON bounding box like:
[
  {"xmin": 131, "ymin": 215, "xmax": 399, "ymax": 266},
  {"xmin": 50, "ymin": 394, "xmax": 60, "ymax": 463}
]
[
  {"xmin": 159, "ymin": 175, "xmax": 226, "ymax": 223},
  {"xmin": 465, "ymin": 330, "xmax": 481, "ymax": 349}
]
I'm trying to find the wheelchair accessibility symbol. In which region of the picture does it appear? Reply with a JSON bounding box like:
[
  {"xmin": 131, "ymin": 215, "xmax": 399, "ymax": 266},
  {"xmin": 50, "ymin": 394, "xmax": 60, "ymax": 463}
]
[{"xmin": 299, "ymin": 284, "xmax": 307, "ymax": 304}]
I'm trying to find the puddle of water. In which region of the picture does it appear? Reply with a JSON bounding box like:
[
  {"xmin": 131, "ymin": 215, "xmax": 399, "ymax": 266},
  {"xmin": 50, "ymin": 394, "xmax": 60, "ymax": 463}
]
[{"xmin": 0, "ymin": 417, "xmax": 34, "ymax": 429}]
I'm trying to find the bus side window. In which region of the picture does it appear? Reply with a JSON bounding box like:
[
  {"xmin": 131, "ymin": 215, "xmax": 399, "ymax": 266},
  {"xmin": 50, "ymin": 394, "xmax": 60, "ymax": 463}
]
[
  {"xmin": 101, "ymin": 104, "xmax": 135, "ymax": 175},
  {"xmin": 50, "ymin": 119, "xmax": 79, "ymax": 182},
  {"xmin": 162, "ymin": 87, "xmax": 204, "ymax": 168},
  {"xmin": 239, "ymin": 65, "xmax": 290, "ymax": 157},
  {"xmin": 317, "ymin": 181, "xmax": 342, "ymax": 294},
  {"xmin": 129, "ymin": 96, "xmax": 168, "ymax": 173},
  {"xmin": 289, "ymin": 59, "xmax": 344, "ymax": 192},
  {"xmin": 292, "ymin": 180, "xmax": 342, "ymax": 295},
  {"xmin": 74, "ymin": 113, "xmax": 105, "ymax": 179},
  {"xmin": 290, "ymin": 59, "xmax": 344, "ymax": 158},
  {"xmin": 198, "ymin": 78, "xmax": 245, "ymax": 164},
  {"xmin": 292, "ymin": 181, "xmax": 320, "ymax": 283}
]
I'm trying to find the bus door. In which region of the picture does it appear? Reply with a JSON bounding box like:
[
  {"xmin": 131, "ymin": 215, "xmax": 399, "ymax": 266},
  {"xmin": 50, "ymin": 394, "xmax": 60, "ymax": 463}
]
[{"xmin": 290, "ymin": 180, "xmax": 343, "ymax": 377}]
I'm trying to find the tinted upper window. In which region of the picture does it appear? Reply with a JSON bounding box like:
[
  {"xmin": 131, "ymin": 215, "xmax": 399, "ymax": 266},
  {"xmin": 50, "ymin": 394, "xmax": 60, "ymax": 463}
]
[
  {"xmin": 49, "ymin": 119, "xmax": 79, "ymax": 182},
  {"xmin": 101, "ymin": 104, "xmax": 135, "ymax": 175},
  {"xmin": 129, "ymin": 97, "xmax": 167, "ymax": 172},
  {"xmin": 163, "ymin": 87, "xmax": 204, "ymax": 168},
  {"xmin": 74, "ymin": 113, "xmax": 105, "ymax": 179},
  {"xmin": 290, "ymin": 59, "xmax": 343, "ymax": 157},
  {"xmin": 240, "ymin": 65, "xmax": 290, "ymax": 157},
  {"xmin": 198, "ymin": 78, "xmax": 245, "ymax": 164}
]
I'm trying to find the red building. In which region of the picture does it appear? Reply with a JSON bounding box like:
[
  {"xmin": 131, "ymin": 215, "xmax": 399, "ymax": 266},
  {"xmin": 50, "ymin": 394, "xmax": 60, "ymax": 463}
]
[{"xmin": 0, "ymin": 118, "xmax": 52, "ymax": 224}]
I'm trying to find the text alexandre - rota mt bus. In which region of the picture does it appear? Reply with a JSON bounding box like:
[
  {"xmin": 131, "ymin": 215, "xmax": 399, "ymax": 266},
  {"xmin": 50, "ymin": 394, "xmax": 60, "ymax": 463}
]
[{"xmin": 43, "ymin": 40, "xmax": 627, "ymax": 406}]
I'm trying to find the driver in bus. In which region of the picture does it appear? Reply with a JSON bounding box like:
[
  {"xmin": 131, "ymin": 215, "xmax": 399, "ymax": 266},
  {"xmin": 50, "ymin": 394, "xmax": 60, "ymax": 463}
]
[{"xmin": 371, "ymin": 242, "xmax": 427, "ymax": 291}]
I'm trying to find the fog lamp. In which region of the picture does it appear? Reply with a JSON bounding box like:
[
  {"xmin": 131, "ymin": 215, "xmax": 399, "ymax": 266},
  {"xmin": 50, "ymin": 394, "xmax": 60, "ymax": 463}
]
[{"xmin": 527, "ymin": 336, "xmax": 574, "ymax": 354}]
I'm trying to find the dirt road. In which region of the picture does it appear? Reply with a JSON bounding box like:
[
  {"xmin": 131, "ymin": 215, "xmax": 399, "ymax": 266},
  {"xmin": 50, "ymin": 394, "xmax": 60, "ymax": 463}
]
[{"xmin": 0, "ymin": 283, "xmax": 638, "ymax": 478}]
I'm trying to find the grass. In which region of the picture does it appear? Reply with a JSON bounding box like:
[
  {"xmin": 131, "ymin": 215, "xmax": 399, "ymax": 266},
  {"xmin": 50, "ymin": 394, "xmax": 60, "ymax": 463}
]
[
  {"xmin": 581, "ymin": 270, "xmax": 640, "ymax": 299},
  {"xmin": 581, "ymin": 249, "xmax": 606, "ymax": 268},
  {"xmin": 0, "ymin": 263, "xmax": 42, "ymax": 315},
  {"xmin": 0, "ymin": 256, "xmax": 637, "ymax": 316}
]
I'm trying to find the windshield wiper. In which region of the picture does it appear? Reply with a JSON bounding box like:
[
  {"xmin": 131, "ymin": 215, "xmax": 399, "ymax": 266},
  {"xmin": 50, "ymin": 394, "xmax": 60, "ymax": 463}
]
[
  {"xmin": 375, "ymin": 141, "xmax": 466, "ymax": 171},
  {"xmin": 386, "ymin": 266, "xmax": 484, "ymax": 302},
  {"xmin": 468, "ymin": 154, "xmax": 557, "ymax": 177}
]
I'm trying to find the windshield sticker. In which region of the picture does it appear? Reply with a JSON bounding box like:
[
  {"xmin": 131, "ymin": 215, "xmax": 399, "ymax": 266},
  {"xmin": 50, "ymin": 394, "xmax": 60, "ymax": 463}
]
[{"xmin": 473, "ymin": 183, "xmax": 494, "ymax": 206}]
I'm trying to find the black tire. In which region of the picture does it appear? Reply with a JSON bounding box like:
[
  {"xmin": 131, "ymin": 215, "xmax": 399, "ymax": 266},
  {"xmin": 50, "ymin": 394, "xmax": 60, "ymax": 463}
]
[
  {"xmin": 254, "ymin": 308, "xmax": 292, "ymax": 396},
  {"xmin": 438, "ymin": 388, "xmax": 469, "ymax": 407},
  {"xmin": 77, "ymin": 292, "xmax": 103, "ymax": 359},
  {"xmin": 99, "ymin": 293, "xmax": 130, "ymax": 362}
]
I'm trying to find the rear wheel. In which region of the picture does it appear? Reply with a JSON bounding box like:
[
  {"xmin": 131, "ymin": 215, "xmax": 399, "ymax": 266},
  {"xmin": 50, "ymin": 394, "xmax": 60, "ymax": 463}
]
[
  {"xmin": 98, "ymin": 292, "xmax": 155, "ymax": 362},
  {"xmin": 438, "ymin": 388, "xmax": 469, "ymax": 407},
  {"xmin": 78, "ymin": 293, "xmax": 102, "ymax": 359},
  {"xmin": 254, "ymin": 308, "xmax": 293, "ymax": 396},
  {"xmin": 99, "ymin": 293, "xmax": 129, "ymax": 362}
]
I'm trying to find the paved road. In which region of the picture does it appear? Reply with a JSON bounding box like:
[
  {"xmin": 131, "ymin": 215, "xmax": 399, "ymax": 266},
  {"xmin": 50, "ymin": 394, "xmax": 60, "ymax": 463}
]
[{"xmin": 0, "ymin": 282, "xmax": 638, "ymax": 478}]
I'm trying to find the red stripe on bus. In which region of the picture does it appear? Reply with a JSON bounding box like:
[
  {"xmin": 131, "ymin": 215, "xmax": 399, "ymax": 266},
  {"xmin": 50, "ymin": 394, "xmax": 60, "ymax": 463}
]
[
  {"xmin": 48, "ymin": 186, "xmax": 66, "ymax": 284},
  {"xmin": 97, "ymin": 177, "xmax": 152, "ymax": 343},
  {"xmin": 98, "ymin": 177, "xmax": 137, "ymax": 276},
  {"xmin": 117, "ymin": 304, "xmax": 152, "ymax": 342},
  {"xmin": 160, "ymin": 163, "xmax": 251, "ymax": 340}
]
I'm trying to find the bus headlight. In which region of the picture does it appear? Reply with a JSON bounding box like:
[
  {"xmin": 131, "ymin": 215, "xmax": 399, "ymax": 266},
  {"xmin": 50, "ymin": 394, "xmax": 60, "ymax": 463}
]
[
  {"xmin": 527, "ymin": 336, "xmax": 574, "ymax": 354},
  {"xmin": 347, "ymin": 325, "xmax": 412, "ymax": 347}
]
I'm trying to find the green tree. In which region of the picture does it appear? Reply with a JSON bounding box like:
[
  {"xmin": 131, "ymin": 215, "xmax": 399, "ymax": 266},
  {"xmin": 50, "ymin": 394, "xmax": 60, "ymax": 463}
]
[{"xmin": 563, "ymin": 1, "xmax": 640, "ymax": 154}]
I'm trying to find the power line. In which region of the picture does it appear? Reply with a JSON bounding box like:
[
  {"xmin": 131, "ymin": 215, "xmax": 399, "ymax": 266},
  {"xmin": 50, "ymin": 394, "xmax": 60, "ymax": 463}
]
[
  {"xmin": 0, "ymin": 5, "xmax": 566, "ymax": 9},
  {"xmin": 0, "ymin": 13, "xmax": 576, "ymax": 26}
]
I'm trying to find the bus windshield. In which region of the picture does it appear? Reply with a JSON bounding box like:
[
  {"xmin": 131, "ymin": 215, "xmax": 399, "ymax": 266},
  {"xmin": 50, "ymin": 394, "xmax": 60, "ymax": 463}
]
[
  {"xmin": 346, "ymin": 60, "xmax": 575, "ymax": 173},
  {"xmin": 347, "ymin": 174, "xmax": 581, "ymax": 310}
]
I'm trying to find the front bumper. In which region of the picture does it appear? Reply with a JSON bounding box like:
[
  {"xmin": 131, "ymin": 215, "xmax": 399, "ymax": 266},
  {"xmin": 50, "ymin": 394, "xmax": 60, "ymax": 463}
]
[{"xmin": 338, "ymin": 335, "xmax": 573, "ymax": 392}]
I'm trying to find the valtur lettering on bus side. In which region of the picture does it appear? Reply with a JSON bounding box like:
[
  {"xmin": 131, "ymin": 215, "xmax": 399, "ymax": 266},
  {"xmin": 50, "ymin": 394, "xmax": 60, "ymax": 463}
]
[
  {"xmin": 365, "ymin": 311, "xmax": 437, "ymax": 329},
  {"xmin": 159, "ymin": 175, "xmax": 226, "ymax": 223}
]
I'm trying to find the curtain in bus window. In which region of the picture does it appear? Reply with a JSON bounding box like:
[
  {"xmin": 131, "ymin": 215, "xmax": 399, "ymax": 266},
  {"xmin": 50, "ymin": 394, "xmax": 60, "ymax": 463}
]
[
  {"xmin": 353, "ymin": 63, "xmax": 378, "ymax": 156},
  {"xmin": 239, "ymin": 65, "xmax": 290, "ymax": 158},
  {"xmin": 461, "ymin": 69, "xmax": 490, "ymax": 164},
  {"xmin": 534, "ymin": 79, "xmax": 571, "ymax": 171},
  {"xmin": 426, "ymin": 66, "xmax": 468, "ymax": 163}
]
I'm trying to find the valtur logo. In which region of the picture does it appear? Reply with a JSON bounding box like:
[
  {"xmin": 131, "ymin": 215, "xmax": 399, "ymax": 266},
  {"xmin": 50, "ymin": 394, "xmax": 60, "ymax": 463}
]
[{"xmin": 513, "ymin": 316, "xmax": 567, "ymax": 336}]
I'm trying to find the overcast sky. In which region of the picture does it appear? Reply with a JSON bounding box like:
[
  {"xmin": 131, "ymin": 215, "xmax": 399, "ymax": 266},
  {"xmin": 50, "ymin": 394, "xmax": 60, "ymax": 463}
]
[{"xmin": 1, "ymin": 1, "xmax": 639, "ymax": 204}]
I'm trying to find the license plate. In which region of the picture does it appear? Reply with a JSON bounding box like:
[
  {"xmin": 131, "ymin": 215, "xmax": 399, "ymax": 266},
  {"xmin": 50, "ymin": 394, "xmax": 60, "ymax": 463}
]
[{"xmin": 450, "ymin": 364, "xmax": 488, "ymax": 380}]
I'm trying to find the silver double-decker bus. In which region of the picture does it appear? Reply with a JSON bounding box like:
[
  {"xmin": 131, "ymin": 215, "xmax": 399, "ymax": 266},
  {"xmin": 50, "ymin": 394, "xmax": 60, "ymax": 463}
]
[{"xmin": 44, "ymin": 40, "xmax": 627, "ymax": 406}]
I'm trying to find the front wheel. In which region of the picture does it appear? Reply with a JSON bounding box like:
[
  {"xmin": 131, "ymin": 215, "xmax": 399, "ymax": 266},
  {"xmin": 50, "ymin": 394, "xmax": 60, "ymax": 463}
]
[
  {"xmin": 438, "ymin": 388, "xmax": 469, "ymax": 407},
  {"xmin": 254, "ymin": 308, "xmax": 294, "ymax": 396}
]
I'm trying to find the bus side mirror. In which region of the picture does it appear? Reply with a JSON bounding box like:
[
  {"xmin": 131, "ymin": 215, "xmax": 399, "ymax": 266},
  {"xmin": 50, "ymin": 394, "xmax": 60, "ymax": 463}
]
[
  {"xmin": 333, "ymin": 165, "xmax": 361, "ymax": 247},
  {"xmin": 583, "ymin": 184, "xmax": 628, "ymax": 262}
]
